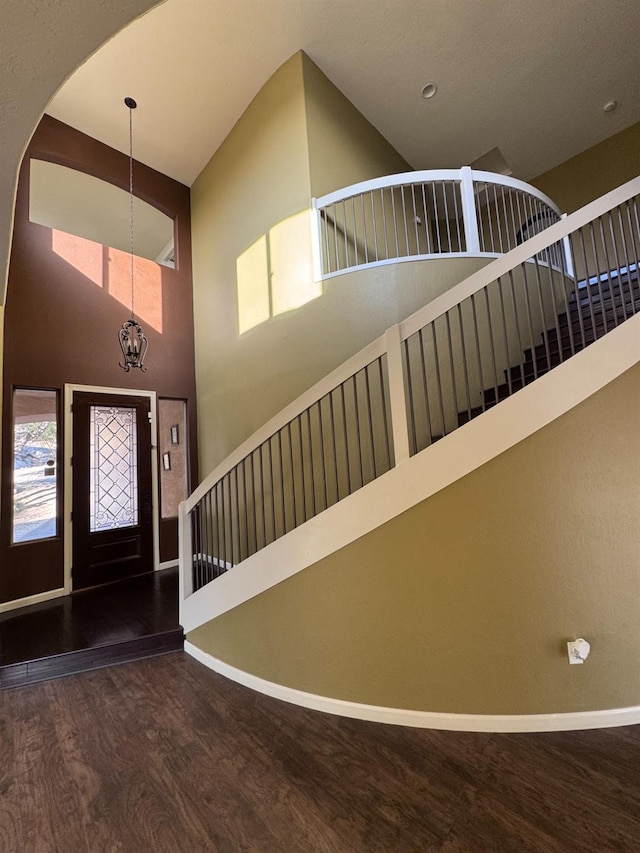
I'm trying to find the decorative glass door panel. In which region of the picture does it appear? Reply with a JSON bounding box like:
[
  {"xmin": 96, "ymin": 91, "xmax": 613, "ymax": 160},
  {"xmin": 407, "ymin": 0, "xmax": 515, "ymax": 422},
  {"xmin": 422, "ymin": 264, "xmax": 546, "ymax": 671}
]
[
  {"xmin": 89, "ymin": 405, "xmax": 139, "ymax": 532},
  {"xmin": 72, "ymin": 391, "xmax": 153, "ymax": 590}
]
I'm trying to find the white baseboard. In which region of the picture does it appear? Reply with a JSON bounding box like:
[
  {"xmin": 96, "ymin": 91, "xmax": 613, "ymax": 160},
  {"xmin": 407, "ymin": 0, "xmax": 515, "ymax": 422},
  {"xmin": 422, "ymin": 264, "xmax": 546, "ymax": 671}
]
[
  {"xmin": 185, "ymin": 640, "xmax": 640, "ymax": 733},
  {"xmin": 0, "ymin": 587, "xmax": 66, "ymax": 615},
  {"xmin": 157, "ymin": 560, "xmax": 179, "ymax": 571}
]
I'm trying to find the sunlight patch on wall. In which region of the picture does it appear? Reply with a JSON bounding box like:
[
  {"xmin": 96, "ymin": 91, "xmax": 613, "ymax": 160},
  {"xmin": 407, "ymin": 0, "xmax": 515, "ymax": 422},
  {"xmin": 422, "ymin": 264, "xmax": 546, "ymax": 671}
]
[
  {"xmin": 107, "ymin": 247, "xmax": 163, "ymax": 333},
  {"xmin": 52, "ymin": 230, "xmax": 103, "ymax": 287},
  {"xmin": 270, "ymin": 210, "xmax": 320, "ymax": 316},
  {"xmin": 52, "ymin": 229, "xmax": 163, "ymax": 332},
  {"xmin": 236, "ymin": 210, "xmax": 321, "ymax": 335},
  {"xmin": 237, "ymin": 235, "xmax": 270, "ymax": 335}
]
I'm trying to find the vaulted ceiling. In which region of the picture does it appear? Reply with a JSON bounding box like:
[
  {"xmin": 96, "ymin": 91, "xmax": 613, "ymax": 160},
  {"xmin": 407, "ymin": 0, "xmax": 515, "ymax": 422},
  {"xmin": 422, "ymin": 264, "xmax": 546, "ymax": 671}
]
[
  {"xmin": 3, "ymin": 0, "xmax": 639, "ymax": 300},
  {"xmin": 48, "ymin": 0, "xmax": 640, "ymax": 186}
]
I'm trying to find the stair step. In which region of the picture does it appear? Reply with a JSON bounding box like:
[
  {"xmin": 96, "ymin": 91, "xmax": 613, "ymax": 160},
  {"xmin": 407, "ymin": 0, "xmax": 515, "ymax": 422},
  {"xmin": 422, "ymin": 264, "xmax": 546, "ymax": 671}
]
[
  {"xmin": 457, "ymin": 407, "xmax": 483, "ymax": 426},
  {"xmin": 523, "ymin": 335, "xmax": 593, "ymax": 365},
  {"xmin": 457, "ymin": 272, "xmax": 640, "ymax": 428},
  {"xmin": 565, "ymin": 300, "xmax": 640, "ymax": 328},
  {"xmin": 505, "ymin": 356, "xmax": 564, "ymax": 383},
  {"xmin": 569, "ymin": 274, "xmax": 639, "ymax": 302},
  {"xmin": 561, "ymin": 301, "xmax": 639, "ymax": 329},
  {"xmin": 0, "ymin": 629, "xmax": 184, "ymax": 689},
  {"xmin": 483, "ymin": 378, "xmax": 534, "ymax": 406}
]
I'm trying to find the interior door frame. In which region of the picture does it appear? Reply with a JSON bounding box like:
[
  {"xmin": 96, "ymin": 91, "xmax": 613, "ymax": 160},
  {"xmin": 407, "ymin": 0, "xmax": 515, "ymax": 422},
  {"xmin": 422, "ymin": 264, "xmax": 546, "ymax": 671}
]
[{"xmin": 64, "ymin": 384, "xmax": 159, "ymax": 594}]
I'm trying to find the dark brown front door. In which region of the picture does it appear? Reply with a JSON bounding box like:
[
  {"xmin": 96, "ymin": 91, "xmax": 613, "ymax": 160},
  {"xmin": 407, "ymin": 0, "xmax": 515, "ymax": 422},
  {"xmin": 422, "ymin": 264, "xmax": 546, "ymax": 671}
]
[{"xmin": 72, "ymin": 391, "xmax": 153, "ymax": 590}]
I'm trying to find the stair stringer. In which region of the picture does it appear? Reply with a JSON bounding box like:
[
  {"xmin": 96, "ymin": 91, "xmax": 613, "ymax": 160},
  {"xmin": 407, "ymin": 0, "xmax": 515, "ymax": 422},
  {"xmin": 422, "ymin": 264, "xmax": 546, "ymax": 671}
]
[{"xmin": 181, "ymin": 311, "xmax": 640, "ymax": 634}]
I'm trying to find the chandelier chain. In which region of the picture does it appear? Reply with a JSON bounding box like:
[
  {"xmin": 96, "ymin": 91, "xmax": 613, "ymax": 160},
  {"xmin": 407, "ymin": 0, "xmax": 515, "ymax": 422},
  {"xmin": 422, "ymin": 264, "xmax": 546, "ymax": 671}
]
[
  {"xmin": 129, "ymin": 103, "xmax": 135, "ymax": 320},
  {"xmin": 119, "ymin": 96, "xmax": 148, "ymax": 372}
]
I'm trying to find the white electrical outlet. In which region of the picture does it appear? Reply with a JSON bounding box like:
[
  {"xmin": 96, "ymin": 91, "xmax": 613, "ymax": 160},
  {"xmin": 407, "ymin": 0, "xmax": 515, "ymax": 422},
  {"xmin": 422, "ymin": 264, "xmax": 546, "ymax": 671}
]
[{"xmin": 567, "ymin": 638, "xmax": 591, "ymax": 665}]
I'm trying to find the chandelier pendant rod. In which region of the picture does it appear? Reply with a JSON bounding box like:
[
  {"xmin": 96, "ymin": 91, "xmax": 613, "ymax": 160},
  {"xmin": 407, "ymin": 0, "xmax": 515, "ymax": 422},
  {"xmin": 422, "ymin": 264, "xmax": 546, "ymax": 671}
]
[{"xmin": 118, "ymin": 96, "xmax": 148, "ymax": 372}]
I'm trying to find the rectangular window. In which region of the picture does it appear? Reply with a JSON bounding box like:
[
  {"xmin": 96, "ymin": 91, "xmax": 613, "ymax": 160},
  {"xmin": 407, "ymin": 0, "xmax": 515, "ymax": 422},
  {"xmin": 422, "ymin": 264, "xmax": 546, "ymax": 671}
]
[{"xmin": 12, "ymin": 389, "xmax": 58, "ymax": 544}]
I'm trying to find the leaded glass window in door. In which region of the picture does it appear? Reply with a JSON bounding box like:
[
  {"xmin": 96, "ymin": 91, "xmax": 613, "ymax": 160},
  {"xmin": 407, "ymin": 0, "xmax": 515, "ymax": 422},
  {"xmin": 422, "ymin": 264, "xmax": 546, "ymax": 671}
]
[{"xmin": 89, "ymin": 405, "xmax": 139, "ymax": 532}]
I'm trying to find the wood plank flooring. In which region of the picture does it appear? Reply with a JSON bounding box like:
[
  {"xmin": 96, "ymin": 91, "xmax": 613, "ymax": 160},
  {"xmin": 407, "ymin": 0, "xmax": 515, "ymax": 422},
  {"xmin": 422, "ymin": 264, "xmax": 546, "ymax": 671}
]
[
  {"xmin": 0, "ymin": 569, "xmax": 182, "ymax": 687},
  {"xmin": 1, "ymin": 652, "xmax": 640, "ymax": 852}
]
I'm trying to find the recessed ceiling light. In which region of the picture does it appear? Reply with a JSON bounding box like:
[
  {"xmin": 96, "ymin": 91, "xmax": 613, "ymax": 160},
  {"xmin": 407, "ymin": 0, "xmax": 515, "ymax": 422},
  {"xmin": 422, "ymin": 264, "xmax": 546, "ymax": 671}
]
[
  {"xmin": 603, "ymin": 100, "xmax": 617, "ymax": 113},
  {"xmin": 421, "ymin": 83, "xmax": 438, "ymax": 99}
]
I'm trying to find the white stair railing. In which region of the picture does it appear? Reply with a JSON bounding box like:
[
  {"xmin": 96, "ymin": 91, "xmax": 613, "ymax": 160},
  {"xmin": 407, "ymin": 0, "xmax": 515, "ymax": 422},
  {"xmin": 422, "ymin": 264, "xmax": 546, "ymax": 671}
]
[
  {"xmin": 181, "ymin": 176, "xmax": 640, "ymax": 607},
  {"xmin": 312, "ymin": 167, "xmax": 564, "ymax": 278}
]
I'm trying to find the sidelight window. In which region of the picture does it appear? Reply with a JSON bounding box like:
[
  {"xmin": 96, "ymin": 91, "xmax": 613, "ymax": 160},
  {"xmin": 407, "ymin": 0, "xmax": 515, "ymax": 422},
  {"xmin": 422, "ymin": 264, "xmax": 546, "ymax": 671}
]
[{"xmin": 12, "ymin": 388, "xmax": 59, "ymax": 544}]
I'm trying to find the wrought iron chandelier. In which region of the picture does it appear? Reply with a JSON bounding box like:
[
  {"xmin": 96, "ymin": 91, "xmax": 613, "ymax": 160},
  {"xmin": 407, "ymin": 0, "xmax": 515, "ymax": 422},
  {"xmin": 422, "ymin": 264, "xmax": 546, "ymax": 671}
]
[{"xmin": 119, "ymin": 96, "xmax": 148, "ymax": 371}]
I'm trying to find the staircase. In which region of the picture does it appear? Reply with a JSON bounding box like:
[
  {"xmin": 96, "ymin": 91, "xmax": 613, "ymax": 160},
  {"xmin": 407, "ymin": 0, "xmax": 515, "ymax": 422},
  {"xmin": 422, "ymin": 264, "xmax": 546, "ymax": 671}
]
[
  {"xmin": 180, "ymin": 176, "xmax": 640, "ymax": 633},
  {"xmin": 461, "ymin": 267, "xmax": 639, "ymax": 422}
]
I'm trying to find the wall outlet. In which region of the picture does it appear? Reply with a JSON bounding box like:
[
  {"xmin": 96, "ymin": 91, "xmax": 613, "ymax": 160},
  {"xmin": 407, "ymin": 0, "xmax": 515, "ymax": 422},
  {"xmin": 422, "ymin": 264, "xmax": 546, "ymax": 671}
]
[{"xmin": 567, "ymin": 638, "xmax": 591, "ymax": 665}]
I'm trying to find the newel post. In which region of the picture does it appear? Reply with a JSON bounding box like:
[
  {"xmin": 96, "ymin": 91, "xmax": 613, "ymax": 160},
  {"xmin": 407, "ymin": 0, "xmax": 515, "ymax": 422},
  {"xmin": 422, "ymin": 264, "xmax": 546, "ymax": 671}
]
[
  {"xmin": 460, "ymin": 166, "xmax": 481, "ymax": 253},
  {"xmin": 310, "ymin": 198, "xmax": 324, "ymax": 282},
  {"xmin": 178, "ymin": 499, "xmax": 193, "ymax": 626},
  {"xmin": 385, "ymin": 324, "xmax": 410, "ymax": 465},
  {"xmin": 561, "ymin": 213, "xmax": 575, "ymax": 278}
]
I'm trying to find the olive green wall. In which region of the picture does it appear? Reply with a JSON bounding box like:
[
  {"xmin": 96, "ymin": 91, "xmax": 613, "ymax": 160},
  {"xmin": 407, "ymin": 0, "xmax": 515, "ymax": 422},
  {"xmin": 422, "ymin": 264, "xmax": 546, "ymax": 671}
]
[
  {"xmin": 191, "ymin": 53, "xmax": 312, "ymax": 474},
  {"xmin": 191, "ymin": 52, "xmax": 452, "ymax": 477},
  {"xmin": 189, "ymin": 362, "xmax": 640, "ymax": 716},
  {"xmin": 532, "ymin": 121, "xmax": 640, "ymax": 213},
  {"xmin": 301, "ymin": 53, "xmax": 411, "ymax": 198}
]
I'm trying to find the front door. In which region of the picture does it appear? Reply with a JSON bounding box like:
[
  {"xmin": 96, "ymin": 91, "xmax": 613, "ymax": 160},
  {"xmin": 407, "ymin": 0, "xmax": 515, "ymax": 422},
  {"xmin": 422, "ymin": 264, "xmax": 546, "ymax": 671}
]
[{"xmin": 72, "ymin": 391, "xmax": 153, "ymax": 590}]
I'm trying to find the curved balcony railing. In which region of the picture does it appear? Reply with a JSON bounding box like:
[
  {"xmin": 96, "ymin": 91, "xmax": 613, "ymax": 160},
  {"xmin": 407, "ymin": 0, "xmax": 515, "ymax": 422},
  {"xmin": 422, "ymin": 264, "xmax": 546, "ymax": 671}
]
[{"xmin": 312, "ymin": 167, "xmax": 566, "ymax": 278}]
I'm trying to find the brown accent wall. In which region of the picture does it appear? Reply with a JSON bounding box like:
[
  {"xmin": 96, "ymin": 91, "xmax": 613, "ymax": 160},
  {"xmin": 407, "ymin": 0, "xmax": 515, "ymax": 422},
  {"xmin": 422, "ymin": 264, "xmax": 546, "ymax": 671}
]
[{"xmin": 1, "ymin": 116, "xmax": 197, "ymax": 603}]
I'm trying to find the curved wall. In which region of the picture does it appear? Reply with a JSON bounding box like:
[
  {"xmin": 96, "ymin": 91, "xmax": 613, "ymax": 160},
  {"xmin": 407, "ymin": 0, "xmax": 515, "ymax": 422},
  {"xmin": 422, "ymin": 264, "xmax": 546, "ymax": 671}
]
[{"xmin": 188, "ymin": 361, "xmax": 640, "ymax": 717}]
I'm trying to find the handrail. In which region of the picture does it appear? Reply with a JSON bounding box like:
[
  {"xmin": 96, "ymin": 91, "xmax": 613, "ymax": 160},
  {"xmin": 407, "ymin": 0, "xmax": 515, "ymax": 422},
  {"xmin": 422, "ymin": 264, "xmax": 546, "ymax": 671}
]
[
  {"xmin": 312, "ymin": 167, "xmax": 564, "ymax": 278},
  {"xmin": 182, "ymin": 174, "xmax": 640, "ymax": 597},
  {"xmin": 314, "ymin": 168, "xmax": 561, "ymax": 215},
  {"xmin": 400, "ymin": 176, "xmax": 640, "ymax": 341},
  {"xmin": 185, "ymin": 335, "xmax": 387, "ymax": 512}
]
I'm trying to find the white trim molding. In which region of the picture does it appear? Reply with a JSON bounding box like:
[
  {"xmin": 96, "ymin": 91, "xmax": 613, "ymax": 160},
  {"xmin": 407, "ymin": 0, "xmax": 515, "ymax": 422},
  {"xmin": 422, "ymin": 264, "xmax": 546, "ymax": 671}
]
[
  {"xmin": 313, "ymin": 166, "xmax": 565, "ymax": 280},
  {"xmin": 0, "ymin": 587, "xmax": 66, "ymax": 615},
  {"xmin": 185, "ymin": 641, "xmax": 640, "ymax": 733},
  {"xmin": 314, "ymin": 168, "xmax": 561, "ymax": 214}
]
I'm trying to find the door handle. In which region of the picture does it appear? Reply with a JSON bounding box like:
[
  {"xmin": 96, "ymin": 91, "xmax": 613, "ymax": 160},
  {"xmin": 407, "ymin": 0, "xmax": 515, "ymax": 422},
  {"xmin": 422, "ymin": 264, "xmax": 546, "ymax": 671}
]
[{"xmin": 143, "ymin": 494, "xmax": 153, "ymax": 522}]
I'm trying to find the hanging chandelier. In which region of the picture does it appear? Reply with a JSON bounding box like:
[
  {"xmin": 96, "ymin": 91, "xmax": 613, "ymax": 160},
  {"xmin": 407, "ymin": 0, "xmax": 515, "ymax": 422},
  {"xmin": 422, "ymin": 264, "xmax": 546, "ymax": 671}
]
[{"xmin": 119, "ymin": 96, "xmax": 148, "ymax": 372}]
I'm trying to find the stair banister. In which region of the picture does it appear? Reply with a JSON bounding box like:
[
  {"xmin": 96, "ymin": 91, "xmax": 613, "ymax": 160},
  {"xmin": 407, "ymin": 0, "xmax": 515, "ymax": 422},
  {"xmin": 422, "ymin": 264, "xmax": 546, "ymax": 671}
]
[
  {"xmin": 399, "ymin": 176, "xmax": 640, "ymax": 342},
  {"xmin": 312, "ymin": 167, "xmax": 563, "ymax": 278},
  {"xmin": 181, "ymin": 173, "xmax": 640, "ymax": 609},
  {"xmin": 460, "ymin": 166, "xmax": 481, "ymax": 253},
  {"xmin": 184, "ymin": 335, "xmax": 387, "ymax": 516}
]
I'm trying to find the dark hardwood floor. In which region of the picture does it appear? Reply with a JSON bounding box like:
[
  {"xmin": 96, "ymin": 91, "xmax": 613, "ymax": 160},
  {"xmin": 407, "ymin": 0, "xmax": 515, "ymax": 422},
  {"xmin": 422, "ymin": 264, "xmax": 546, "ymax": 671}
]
[
  {"xmin": 1, "ymin": 651, "xmax": 639, "ymax": 852},
  {"xmin": 0, "ymin": 568, "xmax": 182, "ymax": 688}
]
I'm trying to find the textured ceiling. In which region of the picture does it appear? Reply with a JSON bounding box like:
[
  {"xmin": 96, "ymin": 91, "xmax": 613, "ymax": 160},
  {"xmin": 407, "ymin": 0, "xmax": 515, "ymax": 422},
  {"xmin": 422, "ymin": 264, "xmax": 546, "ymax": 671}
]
[{"xmin": 47, "ymin": 0, "xmax": 640, "ymax": 188}]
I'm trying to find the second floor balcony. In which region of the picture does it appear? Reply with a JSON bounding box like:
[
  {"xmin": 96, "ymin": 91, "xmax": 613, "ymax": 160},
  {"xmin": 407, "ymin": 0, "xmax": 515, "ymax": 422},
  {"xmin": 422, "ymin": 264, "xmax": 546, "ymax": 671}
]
[{"xmin": 312, "ymin": 167, "xmax": 568, "ymax": 278}]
